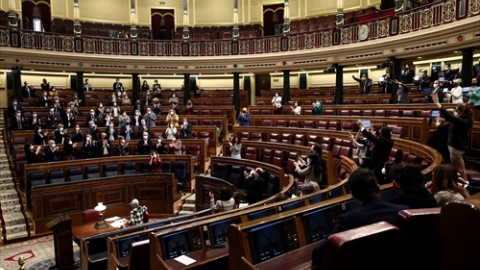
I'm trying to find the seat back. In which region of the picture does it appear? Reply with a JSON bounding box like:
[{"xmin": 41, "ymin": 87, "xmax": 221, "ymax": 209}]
[
  {"xmin": 29, "ymin": 171, "xmax": 47, "ymax": 186},
  {"xmin": 49, "ymin": 169, "xmax": 65, "ymax": 184},
  {"xmin": 68, "ymin": 167, "xmax": 84, "ymax": 181},
  {"xmin": 104, "ymin": 164, "xmax": 118, "ymax": 177},
  {"xmin": 123, "ymin": 162, "xmax": 137, "ymax": 174},
  {"xmin": 143, "ymin": 210, "xmax": 149, "ymax": 223},
  {"xmin": 161, "ymin": 161, "xmax": 172, "ymax": 173},
  {"xmin": 214, "ymin": 163, "xmax": 229, "ymax": 180},
  {"xmin": 245, "ymin": 147, "xmax": 258, "ymax": 160},
  {"xmin": 322, "ymin": 222, "xmax": 402, "ymax": 270},
  {"xmin": 229, "ymin": 166, "xmax": 244, "ymax": 188},
  {"xmin": 173, "ymin": 162, "xmax": 188, "ymax": 183},
  {"xmin": 128, "ymin": 240, "xmax": 150, "ymax": 270},
  {"xmin": 86, "ymin": 165, "xmax": 100, "ymax": 179}
]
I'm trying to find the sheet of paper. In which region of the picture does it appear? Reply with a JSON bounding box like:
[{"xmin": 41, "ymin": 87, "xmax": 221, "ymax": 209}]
[
  {"xmin": 238, "ymin": 203, "xmax": 249, "ymax": 208},
  {"xmin": 110, "ymin": 220, "xmax": 124, "ymax": 228},
  {"xmin": 105, "ymin": 216, "xmax": 120, "ymax": 222},
  {"xmin": 174, "ymin": 255, "xmax": 197, "ymax": 266}
]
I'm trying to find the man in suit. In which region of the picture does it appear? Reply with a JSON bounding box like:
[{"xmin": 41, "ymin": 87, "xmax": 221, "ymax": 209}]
[
  {"xmin": 61, "ymin": 107, "xmax": 75, "ymax": 128},
  {"xmin": 180, "ymin": 118, "xmax": 193, "ymax": 139},
  {"xmin": 22, "ymin": 81, "xmax": 35, "ymax": 98},
  {"xmin": 45, "ymin": 107, "xmax": 60, "ymax": 129},
  {"xmin": 245, "ymin": 168, "xmax": 266, "ymax": 204},
  {"xmin": 426, "ymin": 80, "xmax": 444, "ymax": 103},
  {"xmin": 96, "ymin": 132, "xmax": 112, "ymax": 157},
  {"xmin": 138, "ymin": 132, "xmax": 154, "ymax": 155},
  {"xmin": 85, "ymin": 109, "xmax": 98, "ymax": 126},
  {"xmin": 71, "ymin": 125, "xmax": 85, "ymax": 143},
  {"xmin": 10, "ymin": 110, "xmax": 25, "ymax": 130},
  {"xmin": 44, "ymin": 140, "xmax": 59, "ymax": 162},
  {"xmin": 143, "ymin": 107, "xmax": 156, "ymax": 127},
  {"xmin": 38, "ymin": 91, "xmax": 50, "ymax": 107},
  {"xmin": 402, "ymin": 64, "xmax": 415, "ymax": 84},
  {"xmin": 357, "ymin": 120, "xmax": 394, "ymax": 184},
  {"xmin": 352, "ymin": 74, "xmax": 372, "ymax": 94},
  {"xmin": 84, "ymin": 78, "xmax": 92, "ymax": 92},
  {"xmin": 311, "ymin": 169, "xmax": 409, "ymax": 268},
  {"xmin": 113, "ymin": 78, "xmax": 123, "ymax": 92},
  {"xmin": 7, "ymin": 99, "xmax": 24, "ymax": 118},
  {"xmin": 82, "ymin": 134, "xmax": 97, "ymax": 159}
]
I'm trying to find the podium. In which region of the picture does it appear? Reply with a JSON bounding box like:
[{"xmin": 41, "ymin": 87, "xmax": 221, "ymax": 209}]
[{"xmin": 46, "ymin": 215, "xmax": 75, "ymax": 270}]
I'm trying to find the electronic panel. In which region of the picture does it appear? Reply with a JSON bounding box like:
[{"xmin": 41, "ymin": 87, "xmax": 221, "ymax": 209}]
[
  {"xmin": 302, "ymin": 205, "xmax": 337, "ymax": 244},
  {"xmin": 116, "ymin": 235, "xmax": 141, "ymax": 258},
  {"xmin": 160, "ymin": 228, "xmax": 203, "ymax": 260},
  {"xmin": 208, "ymin": 217, "xmax": 242, "ymax": 246}
]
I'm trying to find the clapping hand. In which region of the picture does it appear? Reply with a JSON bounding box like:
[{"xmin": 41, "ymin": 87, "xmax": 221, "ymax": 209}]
[{"xmin": 356, "ymin": 119, "xmax": 364, "ymax": 128}]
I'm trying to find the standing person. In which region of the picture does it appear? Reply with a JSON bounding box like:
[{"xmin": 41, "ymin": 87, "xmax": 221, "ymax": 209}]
[
  {"xmin": 389, "ymin": 163, "xmax": 438, "ymax": 209},
  {"xmin": 113, "ymin": 78, "xmax": 123, "ymax": 92},
  {"xmin": 71, "ymin": 125, "xmax": 85, "ymax": 143},
  {"xmin": 245, "ymin": 168, "xmax": 265, "ymax": 204},
  {"xmin": 84, "ymin": 79, "xmax": 92, "ymax": 92},
  {"xmin": 357, "ymin": 120, "xmax": 394, "ymax": 184},
  {"xmin": 449, "ymin": 79, "xmax": 464, "ymax": 104},
  {"xmin": 25, "ymin": 144, "xmax": 41, "ymax": 164},
  {"xmin": 165, "ymin": 123, "xmax": 177, "ymax": 140},
  {"xmin": 96, "ymin": 133, "xmax": 112, "ymax": 157},
  {"xmin": 117, "ymin": 136, "xmax": 129, "ymax": 156},
  {"xmin": 229, "ymin": 136, "xmax": 242, "ymax": 159},
  {"xmin": 33, "ymin": 126, "xmax": 48, "ymax": 145},
  {"xmin": 209, "ymin": 188, "xmax": 236, "ymax": 212},
  {"xmin": 10, "ymin": 110, "xmax": 25, "ymax": 130},
  {"xmin": 61, "ymin": 106, "xmax": 75, "ymax": 129},
  {"xmin": 155, "ymin": 137, "xmax": 166, "ymax": 154},
  {"xmin": 312, "ymin": 101, "xmax": 323, "ymax": 115},
  {"xmin": 294, "ymin": 153, "xmax": 323, "ymax": 194},
  {"xmin": 143, "ymin": 107, "xmax": 157, "ymax": 127},
  {"xmin": 152, "ymin": 79, "xmax": 162, "ymax": 96},
  {"xmin": 125, "ymin": 199, "xmax": 147, "ymax": 226},
  {"xmin": 149, "ymin": 150, "xmax": 162, "ymax": 173},
  {"xmin": 393, "ymin": 79, "xmax": 410, "ymax": 103},
  {"xmin": 180, "ymin": 118, "xmax": 193, "ymax": 139},
  {"xmin": 169, "ymin": 136, "xmax": 183, "ymax": 155},
  {"xmin": 166, "ymin": 110, "xmax": 179, "ymax": 127},
  {"xmin": 237, "ymin": 107, "xmax": 250, "ymax": 126},
  {"xmin": 82, "ymin": 134, "xmax": 97, "ymax": 159},
  {"xmin": 427, "ymin": 164, "xmax": 470, "ymax": 207},
  {"xmin": 141, "ymin": 80, "xmax": 149, "ymax": 91},
  {"xmin": 38, "ymin": 90, "xmax": 50, "ymax": 107},
  {"xmin": 44, "ymin": 140, "xmax": 59, "ymax": 162},
  {"xmin": 432, "ymin": 94, "xmax": 473, "ymax": 181},
  {"xmin": 290, "ymin": 101, "xmax": 302, "ymax": 115},
  {"xmin": 271, "ymin": 92, "xmax": 282, "ymax": 114},
  {"xmin": 138, "ymin": 132, "xmax": 154, "ymax": 155},
  {"xmin": 467, "ymin": 77, "xmax": 480, "ymax": 110},
  {"xmin": 184, "ymin": 100, "xmax": 194, "ymax": 115},
  {"xmin": 41, "ymin": 78, "xmax": 50, "ymax": 91},
  {"xmin": 22, "ymin": 81, "xmax": 35, "ymax": 98},
  {"xmin": 426, "ymin": 80, "xmax": 444, "ymax": 103},
  {"xmin": 418, "ymin": 69, "xmax": 431, "ymax": 91},
  {"xmin": 311, "ymin": 169, "xmax": 409, "ymax": 268},
  {"xmin": 352, "ymin": 74, "xmax": 372, "ymax": 94},
  {"xmin": 402, "ymin": 64, "xmax": 415, "ymax": 84}
]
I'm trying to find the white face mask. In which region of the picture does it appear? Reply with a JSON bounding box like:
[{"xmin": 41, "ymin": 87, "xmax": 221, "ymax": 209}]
[
  {"xmin": 143, "ymin": 136, "xmax": 148, "ymax": 140},
  {"xmin": 13, "ymin": 102, "xmax": 17, "ymax": 105},
  {"xmin": 141, "ymin": 121, "xmax": 146, "ymax": 125},
  {"xmin": 59, "ymin": 128, "xmax": 64, "ymax": 132},
  {"xmin": 87, "ymin": 137, "xmax": 91, "ymax": 141},
  {"xmin": 153, "ymin": 155, "xmax": 157, "ymax": 158},
  {"xmin": 75, "ymin": 128, "xmax": 80, "ymax": 131},
  {"xmin": 16, "ymin": 113, "xmax": 21, "ymax": 116},
  {"xmin": 433, "ymin": 83, "xmax": 438, "ymax": 88},
  {"xmin": 33, "ymin": 114, "xmax": 37, "ymax": 117},
  {"xmin": 52, "ymin": 144, "xmax": 56, "ymax": 148},
  {"xmin": 38, "ymin": 129, "xmax": 42, "ymax": 133},
  {"xmin": 69, "ymin": 141, "xmax": 72, "ymax": 145}
]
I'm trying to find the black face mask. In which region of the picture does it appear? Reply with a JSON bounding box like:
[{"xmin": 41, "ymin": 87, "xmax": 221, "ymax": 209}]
[
  {"xmin": 472, "ymin": 82, "xmax": 478, "ymax": 86},
  {"xmin": 453, "ymin": 83, "xmax": 459, "ymax": 87}
]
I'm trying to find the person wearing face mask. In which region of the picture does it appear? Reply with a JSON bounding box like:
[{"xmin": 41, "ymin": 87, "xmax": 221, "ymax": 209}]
[
  {"xmin": 48, "ymin": 86, "xmax": 59, "ymax": 100},
  {"xmin": 352, "ymin": 73, "xmax": 372, "ymax": 94},
  {"xmin": 122, "ymin": 94, "xmax": 132, "ymax": 106},
  {"xmin": 41, "ymin": 78, "xmax": 50, "ymax": 91},
  {"xmin": 113, "ymin": 78, "xmax": 123, "ymax": 92},
  {"xmin": 393, "ymin": 79, "xmax": 410, "ymax": 104},
  {"xmin": 25, "ymin": 144, "xmax": 41, "ymax": 164},
  {"xmin": 117, "ymin": 136, "xmax": 129, "ymax": 156},
  {"xmin": 180, "ymin": 118, "xmax": 193, "ymax": 139},
  {"xmin": 133, "ymin": 99, "xmax": 144, "ymax": 115},
  {"xmin": 153, "ymin": 98, "xmax": 162, "ymax": 115},
  {"xmin": 467, "ymin": 78, "xmax": 480, "ymax": 110},
  {"xmin": 142, "ymin": 90, "xmax": 152, "ymax": 107},
  {"xmin": 169, "ymin": 92, "xmax": 179, "ymax": 108},
  {"xmin": 45, "ymin": 106, "xmax": 60, "ymax": 129},
  {"xmin": 82, "ymin": 134, "xmax": 98, "ymax": 159},
  {"xmin": 33, "ymin": 126, "xmax": 48, "ymax": 145},
  {"xmin": 22, "ymin": 81, "xmax": 35, "ymax": 98},
  {"xmin": 141, "ymin": 80, "xmax": 149, "ymax": 91},
  {"xmin": 54, "ymin": 124, "xmax": 69, "ymax": 144},
  {"xmin": 271, "ymin": 92, "xmax": 283, "ymax": 114},
  {"xmin": 38, "ymin": 90, "xmax": 50, "ymax": 107},
  {"xmin": 149, "ymin": 150, "xmax": 163, "ymax": 173},
  {"xmin": 166, "ymin": 110, "xmax": 179, "ymax": 127},
  {"xmin": 44, "ymin": 140, "xmax": 59, "ymax": 162},
  {"xmin": 133, "ymin": 110, "xmax": 143, "ymax": 127},
  {"xmin": 165, "ymin": 123, "xmax": 177, "ymax": 140},
  {"xmin": 86, "ymin": 109, "xmax": 98, "ymax": 126},
  {"xmin": 118, "ymin": 111, "xmax": 130, "ymax": 128},
  {"xmin": 8, "ymin": 99, "xmax": 25, "ymax": 119},
  {"xmin": 111, "ymin": 102, "xmax": 121, "ymax": 117},
  {"xmin": 401, "ymin": 64, "xmax": 415, "ymax": 84},
  {"xmin": 144, "ymin": 107, "xmax": 157, "ymax": 127},
  {"xmin": 63, "ymin": 137, "xmax": 78, "ymax": 160},
  {"xmin": 426, "ymin": 80, "xmax": 444, "ymax": 103},
  {"xmin": 11, "ymin": 109, "xmax": 25, "ymax": 130},
  {"xmin": 61, "ymin": 107, "xmax": 75, "ymax": 128},
  {"xmin": 184, "ymin": 100, "xmax": 194, "ymax": 115},
  {"xmin": 449, "ymin": 79, "xmax": 464, "ymax": 104},
  {"xmin": 105, "ymin": 123, "xmax": 118, "ymax": 141},
  {"xmin": 237, "ymin": 107, "xmax": 250, "ymax": 126},
  {"xmin": 87, "ymin": 121, "xmax": 100, "ymax": 141},
  {"xmin": 139, "ymin": 119, "xmax": 150, "ymax": 134},
  {"xmin": 153, "ymin": 80, "xmax": 162, "ymax": 97},
  {"xmin": 120, "ymin": 119, "xmax": 134, "ymax": 140},
  {"xmin": 155, "ymin": 137, "xmax": 166, "ymax": 154},
  {"xmin": 169, "ymin": 136, "xmax": 183, "ymax": 155},
  {"xmin": 104, "ymin": 111, "xmax": 114, "ymax": 127},
  {"xmin": 109, "ymin": 93, "xmax": 117, "ymax": 106},
  {"xmin": 138, "ymin": 132, "xmax": 154, "ymax": 155},
  {"xmin": 96, "ymin": 132, "xmax": 112, "ymax": 157},
  {"xmin": 432, "ymin": 94, "xmax": 473, "ymax": 181},
  {"xmin": 84, "ymin": 78, "xmax": 92, "ymax": 92},
  {"xmin": 229, "ymin": 136, "xmax": 242, "ymax": 159},
  {"xmin": 28, "ymin": 111, "xmax": 41, "ymax": 129},
  {"xmin": 72, "ymin": 125, "xmax": 85, "ymax": 143}
]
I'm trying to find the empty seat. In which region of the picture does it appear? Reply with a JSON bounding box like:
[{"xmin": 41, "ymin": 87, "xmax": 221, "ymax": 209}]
[
  {"xmin": 82, "ymin": 209, "xmax": 100, "ymax": 223},
  {"xmin": 229, "ymin": 166, "xmax": 244, "ymax": 188},
  {"xmin": 245, "ymin": 147, "xmax": 258, "ymax": 160},
  {"xmin": 281, "ymin": 134, "xmax": 292, "ymax": 144},
  {"xmin": 328, "ymin": 121, "xmax": 340, "ymax": 130},
  {"xmin": 323, "ymin": 109, "xmax": 335, "ymax": 115},
  {"xmin": 318, "ymin": 121, "xmax": 328, "ymax": 130},
  {"xmin": 340, "ymin": 110, "xmax": 350, "ymax": 116},
  {"xmin": 261, "ymin": 149, "xmax": 273, "ymax": 163},
  {"xmin": 374, "ymin": 110, "xmax": 386, "ymax": 117},
  {"xmin": 29, "ymin": 171, "xmax": 46, "ymax": 187},
  {"xmin": 68, "ymin": 167, "xmax": 84, "ymax": 181},
  {"xmin": 304, "ymin": 120, "xmax": 315, "ymax": 128},
  {"xmin": 402, "ymin": 110, "xmax": 414, "ymax": 117},
  {"xmin": 214, "ymin": 163, "xmax": 229, "ymax": 180},
  {"xmin": 86, "ymin": 166, "xmax": 100, "ymax": 179},
  {"xmin": 173, "ymin": 162, "xmax": 188, "ymax": 184},
  {"xmin": 240, "ymin": 132, "xmax": 250, "ymax": 141},
  {"xmin": 307, "ymin": 135, "xmax": 319, "ymax": 146},
  {"xmin": 351, "ymin": 110, "xmax": 362, "ymax": 116},
  {"xmin": 288, "ymin": 120, "xmax": 300, "ymax": 127},
  {"xmin": 260, "ymin": 110, "xmax": 271, "ymax": 115},
  {"xmin": 263, "ymin": 174, "xmax": 280, "ymax": 198},
  {"xmin": 141, "ymin": 161, "xmax": 150, "ymax": 173},
  {"xmin": 362, "ymin": 110, "xmax": 373, "ymax": 116},
  {"xmin": 269, "ymin": 133, "xmax": 280, "ymax": 142},
  {"xmin": 276, "ymin": 120, "xmax": 286, "ymax": 127},
  {"xmin": 123, "ymin": 162, "xmax": 137, "ymax": 174},
  {"xmin": 262, "ymin": 119, "xmax": 273, "ymax": 126},
  {"xmin": 389, "ymin": 110, "xmax": 402, "ymax": 117},
  {"xmin": 49, "ymin": 170, "xmax": 65, "ymax": 184},
  {"xmin": 103, "ymin": 164, "xmax": 118, "ymax": 177},
  {"xmin": 161, "ymin": 161, "xmax": 172, "ymax": 174},
  {"xmin": 293, "ymin": 134, "xmax": 306, "ymax": 145},
  {"xmin": 250, "ymin": 133, "xmax": 262, "ymax": 142},
  {"xmin": 341, "ymin": 122, "xmax": 354, "ymax": 132}
]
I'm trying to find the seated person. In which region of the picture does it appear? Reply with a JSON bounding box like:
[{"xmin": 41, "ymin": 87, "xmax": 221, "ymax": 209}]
[
  {"xmin": 209, "ymin": 188, "xmax": 236, "ymax": 212},
  {"xmin": 245, "ymin": 168, "xmax": 266, "ymax": 204},
  {"xmin": 123, "ymin": 198, "xmax": 147, "ymax": 226},
  {"xmin": 311, "ymin": 169, "xmax": 408, "ymax": 268}
]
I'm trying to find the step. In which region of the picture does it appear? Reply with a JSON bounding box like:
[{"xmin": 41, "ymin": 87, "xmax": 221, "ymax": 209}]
[
  {"xmin": 178, "ymin": 210, "xmax": 195, "ymax": 216},
  {"xmin": 0, "ymin": 204, "xmax": 22, "ymax": 214},
  {"xmin": 4, "ymin": 231, "xmax": 29, "ymax": 242},
  {"xmin": 181, "ymin": 203, "xmax": 195, "ymax": 212}
]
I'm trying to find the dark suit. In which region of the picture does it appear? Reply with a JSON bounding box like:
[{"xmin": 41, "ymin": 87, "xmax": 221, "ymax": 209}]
[
  {"xmin": 353, "ymin": 76, "xmax": 372, "ymax": 94},
  {"xmin": 390, "ymin": 189, "xmax": 438, "ymax": 209},
  {"xmin": 362, "ymin": 129, "xmax": 393, "ymax": 184},
  {"xmin": 402, "ymin": 69, "xmax": 415, "ymax": 84},
  {"xmin": 72, "ymin": 131, "xmax": 85, "ymax": 143},
  {"xmin": 96, "ymin": 139, "xmax": 112, "ymax": 157},
  {"xmin": 22, "ymin": 85, "xmax": 35, "ymax": 98},
  {"xmin": 113, "ymin": 81, "xmax": 123, "ymax": 91},
  {"xmin": 474, "ymin": 63, "xmax": 480, "ymax": 80},
  {"xmin": 428, "ymin": 87, "xmax": 444, "ymax": 103},
  {"xmin": 246, "ymin": 176, "xmax": 265, "ymax": 204},
  {"xmin": 180, "ymin": 123, "xmax": 193, "ymax": 139},
  {"xmin": 45, "ymin": 112, "xmax": 60, "ymax": 129},
  {"xmin": 85, "ymin": 114, "xmax": 98, "ymax": 126},
  {"xmin": 61, "ymin": 112, "xmax": 75, "ymax": 128},
  {"xmin": 10, "ymin": 115, "xmax": 25, "ymax": 130},
  {"xmin": 138, "ymin": 138, "xmax": 154, "ymax": 155},
  {"xmin": 44, "ymin": 146, "xmax": 58, "ymax": 162},
  {"xmin": 33, "ymin": 132, "xmax": 48, "ymax": 145},
  {"xmin": 82, "ymin": 141, "xmax": 97, "ymax": 158},
  {"xmin": 54, "ymin": 130, "xmax": 69, "ymax": 144},
  {"xmin": 7, "ymin": 104, "xmax": 24, "ymax": 117},
  {"xmin": 38, "ymin": 95, "xmax": 50, "ymax": 107},
  {"xmin": 311, "ymin": 198, "xmax": 409, "ymax": 267}
]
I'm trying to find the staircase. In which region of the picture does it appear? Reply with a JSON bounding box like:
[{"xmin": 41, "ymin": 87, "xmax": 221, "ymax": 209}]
[
  {"xmin": 178, "ymin": 193, "xmax": 196, "ymax": 215},
  {"xmin": 0, "ymin": 115, "xmax": 30, "ymax": 243}
]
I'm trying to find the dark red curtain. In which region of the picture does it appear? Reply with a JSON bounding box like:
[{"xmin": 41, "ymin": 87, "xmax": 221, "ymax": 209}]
[
  {"xmin": 151, "ymin": 9, "xmax": 175, "ymax": 40},
  {"xmin": 263, "ymin": 4, "xmax": 284, "ymax": 36},
  {"xmin": 22, "ymin": 0, "xmax": 51, "ymax": 32}
]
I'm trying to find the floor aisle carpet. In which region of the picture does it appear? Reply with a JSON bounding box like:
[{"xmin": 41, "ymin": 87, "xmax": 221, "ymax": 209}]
[{"xmin": 0, "ymin": 235, "xmax": 80, "ymax": 270}]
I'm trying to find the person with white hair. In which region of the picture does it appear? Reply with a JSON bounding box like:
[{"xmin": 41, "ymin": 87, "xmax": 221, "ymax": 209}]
[
  {"xmin": 237, "ymin": 107, "xmax": 250, "ymax": 126},
  {"xmin": 127, "ymin": 198, "xmax": 147, "ymax": 225},
  {"xmin": 450, "ymin": 79, "xmax": 464, "ymax": 104}
]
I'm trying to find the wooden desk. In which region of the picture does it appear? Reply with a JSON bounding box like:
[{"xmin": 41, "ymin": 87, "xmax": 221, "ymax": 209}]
[
  {"xmin": 72, "ymin": 221, "xmax": 120, "ymax": 242},
  {"xmin": 255, "ymin": 242, "xmax": 318, "ymax": 270},
  {"xmin": 163, "ymin": 245, "xmax": 229, "ymax": 269}
]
